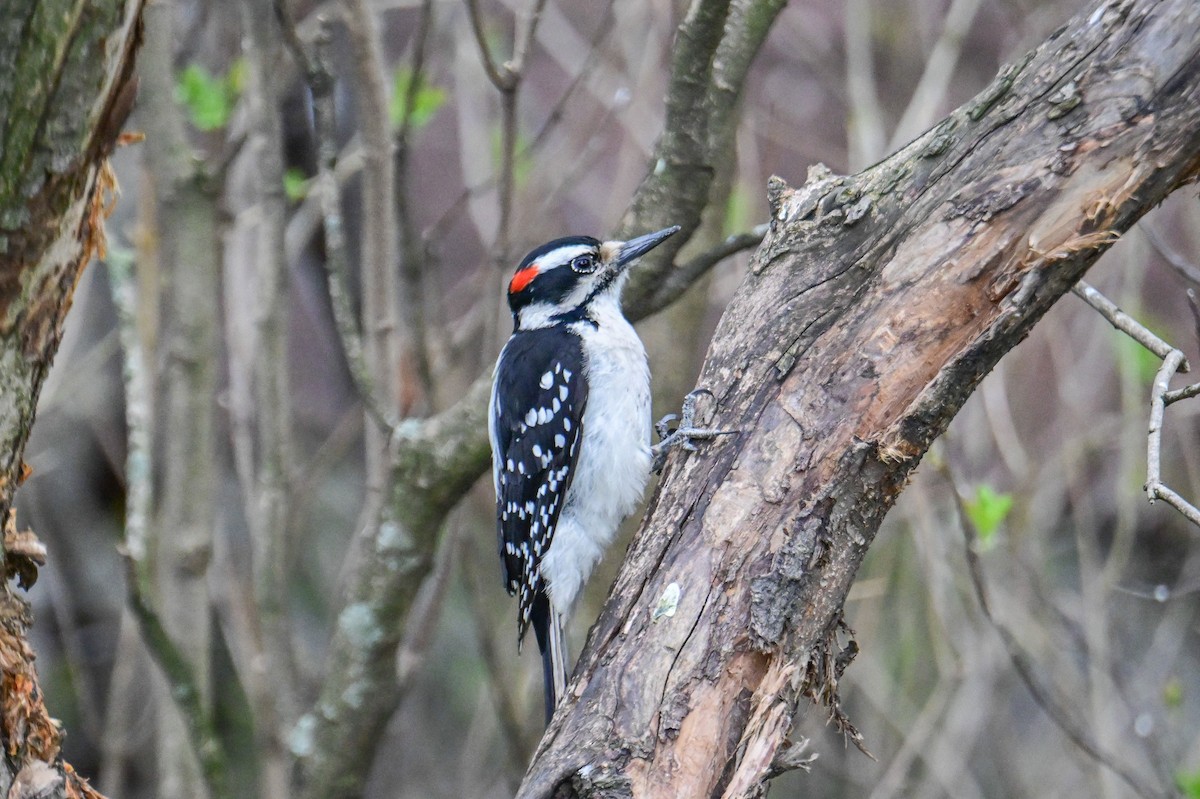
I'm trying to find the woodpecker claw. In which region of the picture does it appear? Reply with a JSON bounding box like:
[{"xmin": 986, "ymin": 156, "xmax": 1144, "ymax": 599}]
[
  {"xmin": 654, "ymin": 413, "xmax": 678, "ymax": 441},
  {"xmin": 652, "ymin": 389, "xmax": 737, "ymax": 473}
]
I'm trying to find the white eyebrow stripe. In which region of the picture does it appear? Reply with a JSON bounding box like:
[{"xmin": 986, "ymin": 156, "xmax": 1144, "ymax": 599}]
[{"xmin": 532, "ymin": 244, "xmax": 594, "ymax": 271}]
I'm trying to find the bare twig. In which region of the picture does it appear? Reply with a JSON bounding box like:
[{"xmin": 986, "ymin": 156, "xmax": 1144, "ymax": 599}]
[
  {"xmin": 462, "ymin": 532, "xmax": 538, "ymax": 774},
  {"xmin": 844, "ymin": 0, "xmax": 885, "ymax": 169},
  {"xmin": 1164, "ymin": 381, "xmax": 1200, "ymax": 405},
  {"xmin": 1072, "ymin": 280, "xmax": 1200, "ymax": 528},
  {"xmin": 1140, "ymin": 221, "xmax": 1200, "ymax": 285},
  {"xmin": 656, "ymin": 223, "xmax": 767, "ymax": 304},
  {"xmin": 465, "ymin": 0, "xmax": 513, "ymax": 90},
  {"xmin": 1146, "ymin": 349, "xmax": 1200, "ymax": 525},
  {"xmin": 395, "ymin": 0, "xmax": 438, "ymax": 405},
  {"xmin": 422, "ymin": 0, "xmax": 616, "ymax": 251},
  {"xmin": 1072, "ymin": 281, "xmax": 1188, "ymax": 369},
  {"xmin": 275, "ymin": 3, "xmax": 397, "ymax": 430},
  {"xmin": 1188, "ymin": 288, "xmax": 1200, "ymax": 351},
  {"xmin": 396, "ymin": 514, "xmax": 463, "ymax": 690},
  {"xmin": 465, "ymin": 0, "xmax": 552, "ymax": 348},
  {"xmin": 887, "ymin": 0, "xmax": 984, "ymax": 151},
  {"xmin": 938, "ymin": 461, "xmax": 1163, "ymax": 799},
  {"xmin": 344, "ymin": 0, "xmax": 400, "ymax": 419},
  {"xmin": 510, "ymin": 0, "xmax": 550, "ymax": 77}
]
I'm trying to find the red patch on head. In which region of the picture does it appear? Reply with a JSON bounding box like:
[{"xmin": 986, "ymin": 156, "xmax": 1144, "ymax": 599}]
[{"xmin": 509, "ymin": 264, "xmax": 539, "ymax": 294}]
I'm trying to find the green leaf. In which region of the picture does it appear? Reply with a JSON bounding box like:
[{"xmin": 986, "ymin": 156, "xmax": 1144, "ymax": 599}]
[
  {"xmin": 1177, "ymin": 768, "xmax": 1200, "ymax": 799},
  {"xmin": 1164, "ymin": 676, "xmax": 1183, "ymax": 709},
  {"xmin": 175, "ymin": 63, "xmax": 240, "ymax": 131},
  {"xmin": 389, "ymin": 68, "xmax": 447, "ymax": 131},
  {"xmin": 963, "ymin": 485, "xmax": 1013, "ymax": 549},
  {"xmin": 283, "ymin": 168, "xmax": 309, "ymax": 202}
]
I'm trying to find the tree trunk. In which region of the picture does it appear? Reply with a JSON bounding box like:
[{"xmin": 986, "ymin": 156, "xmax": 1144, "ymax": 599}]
[
  {"xmin": 0, "ymin": 0, "xmax": 144, "ymax": 796},
  {"xmin": 519, "ymin": 0, "xmax": 1200, "ymax": 796}
]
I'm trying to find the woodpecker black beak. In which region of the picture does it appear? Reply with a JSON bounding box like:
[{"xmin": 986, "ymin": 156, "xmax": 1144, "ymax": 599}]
[{"xmin": 615, "ymin": 225, "xmax": 681, "ymax": 268}]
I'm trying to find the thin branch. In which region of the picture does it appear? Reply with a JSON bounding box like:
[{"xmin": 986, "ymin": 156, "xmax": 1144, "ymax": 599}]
[
  {"xmin": 396, "ymin": 513, "xmax": 463, "ymax": 691},
  {"xmin": 844, "ymin": 0, "xmax": 885, "ymax": 169},
  {"xmin": 1072, "ymin": 281, "xmax": 1188, "ymax": 369},
  {"xmin": 1140, "ymin": 221, "xmax": 1200, "ymax": 286},
  {"xmin": 887, "ymin": 0, "xmax": 983, "ymax": 152},
  {"xmin": 108, "ymin": 250, "xmax": 230, "ymax": 799},
  {"xmin": 463, "ymin": 531, "xmax": 538, "ymax": 774},
  {"xmin": 464, "ymin": 0, "xmax": 555, "ymax": 348},
  {"xmin": 654, "ymin": 223, "xmax": 767, "ymax": 311},
  {"xmin": 120, "ymin": 558, "xmax": 231, "ymax": 799},
  {"xmin": 276, "ymin": 2, "xmax": 397, "ymax": 430},
  {"xmin": 1146, "ymin": 349, "xmax": 1200, "ymax": 525},
  {"xmin": 344, "ymin": 0, "xmax": 401, "ymax": 419},
  {"xmin": 938, "ymin": 461, "xmax": 1163, "ymax": 799},
  {"xmin": 1072, "ymin": 280, "xmax": 1200, "ymax": 528},
  {"xmin": 395, "ymin": 0, "xmax": 438, "ymax": 406},
  {"xmin": 1165, "ymin": 382, "xmax": 1200, "ymax": 405},
  {"xmin": 421, "ymin": 0, "xmax": 616, "ymax": 250},
  {"xmin": 509, "ymin": 0, "xmax": 550, "ymax": 77},
  {"xmin": 465, "ymin": 0, "xmax": 512, "ymax": 90}
]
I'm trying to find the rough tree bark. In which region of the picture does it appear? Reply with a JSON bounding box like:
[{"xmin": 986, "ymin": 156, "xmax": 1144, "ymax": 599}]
[
  {"xmin": 0, "ymin": 0, "xmax": 144, "ymax": 796},
  {"xmin": 519, "ymin": 1, "xmax": 1200, "ymax": 796}
]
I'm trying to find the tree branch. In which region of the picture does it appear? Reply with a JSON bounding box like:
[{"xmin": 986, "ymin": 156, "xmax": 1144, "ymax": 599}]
[
  {"xmin": 519, "ymin": 1, "xmax": 1200, "ymax": 795},
  {"xmin": 0, "ymin": 0, "xmax": 144, "ymax": 794},
  {"xmin": 296, "ymin": 380, "xmax": 493, "ymax": 798},
  {"xmin": 240, "ymin": 0, "xmax": 299, "ymax": 795},
  {"xmin": 623, "ymin": 0, "xmax": 788, "ymax": 319}
]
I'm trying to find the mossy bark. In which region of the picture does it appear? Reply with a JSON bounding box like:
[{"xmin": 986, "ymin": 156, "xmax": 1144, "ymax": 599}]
[{"xmin": 0, "ymin": 1, "xmax": 144, "ymax": 796}]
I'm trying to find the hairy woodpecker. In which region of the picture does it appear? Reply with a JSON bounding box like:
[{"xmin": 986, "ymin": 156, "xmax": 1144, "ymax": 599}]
[{"xmin": 489, "ymin": 226, "xmax": 679, "ymax": 722}]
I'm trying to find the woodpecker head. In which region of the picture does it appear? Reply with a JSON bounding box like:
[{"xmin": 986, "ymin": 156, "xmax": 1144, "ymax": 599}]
[{"xmin": 506, "ymin": 226, "xmax": 680, "ymax": 329}]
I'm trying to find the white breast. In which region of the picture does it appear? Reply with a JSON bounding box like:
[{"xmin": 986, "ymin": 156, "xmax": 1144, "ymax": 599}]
[{"xmin": 540, "ymin": 294, "xmax": 652, "ymax": 614}]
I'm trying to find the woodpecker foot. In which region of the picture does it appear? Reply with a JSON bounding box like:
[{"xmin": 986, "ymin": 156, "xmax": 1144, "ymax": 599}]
[{"xmin": 652, "ymin": 389, "xmax": 737, "ymax": 473}]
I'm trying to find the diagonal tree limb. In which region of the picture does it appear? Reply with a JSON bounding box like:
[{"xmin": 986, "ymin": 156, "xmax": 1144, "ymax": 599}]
[{"xmin": 518, "ymin": 0, "xmax": 1200, "ymax": 795}]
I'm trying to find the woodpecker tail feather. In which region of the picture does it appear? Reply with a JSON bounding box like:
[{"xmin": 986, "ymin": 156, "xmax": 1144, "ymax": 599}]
[
  {"xmin": 530, "ymin": 590, "xmax": 569, "ymax": 724},
  {"xmin": 548, "ymin": 612, "xmax": 567, "ymax": 722},
  {"xmin": 539, "ymin": 642, "xmax": 556, "ymax": 725}
]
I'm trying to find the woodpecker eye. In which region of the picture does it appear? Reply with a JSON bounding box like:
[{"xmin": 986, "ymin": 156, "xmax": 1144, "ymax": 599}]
[{"xmin": 570, "ymin": 254, "xmax": 597, "ymax": 274}]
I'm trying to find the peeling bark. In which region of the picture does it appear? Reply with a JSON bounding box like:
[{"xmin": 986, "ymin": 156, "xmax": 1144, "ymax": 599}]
[{"xmin": 519, "ymin": 1, "xmax": 1200, "ymax": 796}]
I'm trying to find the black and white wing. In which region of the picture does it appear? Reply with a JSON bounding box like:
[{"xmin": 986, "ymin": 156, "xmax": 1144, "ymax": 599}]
[{"xmin": 488, "ymin": 327, "xmax": 588, "ymax": 648}]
